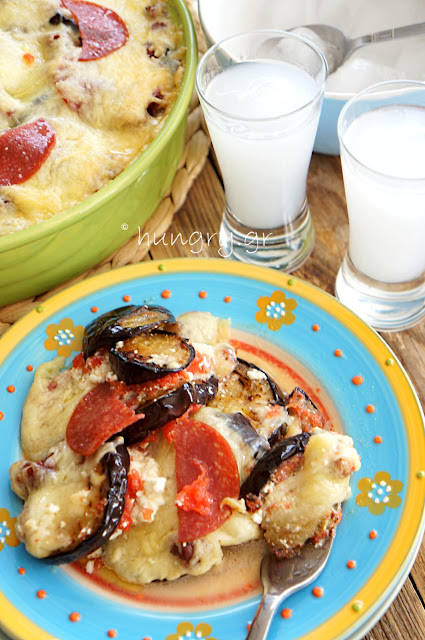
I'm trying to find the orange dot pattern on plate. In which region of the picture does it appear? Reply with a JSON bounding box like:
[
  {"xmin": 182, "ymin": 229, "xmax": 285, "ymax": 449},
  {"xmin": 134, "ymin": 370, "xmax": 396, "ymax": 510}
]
[
  {"xmin": 91, "ymin": 306, "xmax": 99, "ymax": 313},
  {"xmin": 199, "ymin": 290, "xmax": 208, "ymax": 299},
  {"xmin": 334, "ymin": 349, "xmax": 343, "ymax": 357},
  {"xmin": 7, "ymin": 385, "xmax": 15, "ymax": 393},
  {"xmin": 107, "ymin": 630, "xmax": 117, "ymax": 638},
  {"xmin": 26, "ymin": 365, "xmax": 33, "ymax": 372},
  {"xmin": 18, "ymin": 567, "xmax": 25, "ymax": 575},
  {"xmin": 224, "ymin": 295, "xmax": 232, "ymax": 303},
  {"xmin": 366, "ymin": 404, "xmax": 375, "ymax": 413},
  {"xmin": 312, "ymin": 324, "xmax": 320, "ymax": 332},
  {"xmin": 312, "ymin": 586, "xmax": 324, "ymax": 598},
  {"xmin": 369, "ymin": 530, "xmax": 378, "ymax": 540},
  {"xmin": 0, "ymin": 411, "xmax": 4, "ymax": 421},
  {"xmin": 37, "ymin": 590, "xmax": 46, "ymax": 599},
  {"xmin": 352, "ymin": 375, "xmax": 363, "ymax": 386},
  {"xmin": 347, "ymin": 560, "xmax": 356, "ymax": 569},
  {"xmin": 281, "ymin": 608, "xmax": 292, "ymax": 619},
  {"xmin": 374, "ymin": 436, "xmax": 383, "ymax": 444},
  {"xmin": 69, "ymin": 612, "xmax": 81, "ymax": 622},
  {"xmin": 122, "ymin": 295, "xmax": 131, "ymax": 302},
  {"xmin": 161, "ymin": 289, "xmax": 171, "ymax": 299}
]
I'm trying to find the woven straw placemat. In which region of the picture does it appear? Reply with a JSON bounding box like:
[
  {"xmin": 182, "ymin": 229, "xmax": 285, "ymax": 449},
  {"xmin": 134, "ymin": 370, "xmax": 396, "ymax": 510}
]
[{"xmin": 0, "ymin": 2, "xmax": 209, "ymax": 336}]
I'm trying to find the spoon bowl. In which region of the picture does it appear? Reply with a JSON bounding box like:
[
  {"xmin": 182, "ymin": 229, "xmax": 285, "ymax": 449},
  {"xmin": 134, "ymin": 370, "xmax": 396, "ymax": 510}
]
[{"xmin": 291, "ymin": 21, "xmax": 425, "ymax": 73}]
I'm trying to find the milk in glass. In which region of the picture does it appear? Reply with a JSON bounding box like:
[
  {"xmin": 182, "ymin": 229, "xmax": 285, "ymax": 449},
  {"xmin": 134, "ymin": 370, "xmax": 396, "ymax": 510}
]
[
  {"xmin": 342, "ymin": 105, "xmax": 425, "ymax": 283},
  {"xmin": 205, "ymin": 61, "xmax": 320, "ymax": 229}
]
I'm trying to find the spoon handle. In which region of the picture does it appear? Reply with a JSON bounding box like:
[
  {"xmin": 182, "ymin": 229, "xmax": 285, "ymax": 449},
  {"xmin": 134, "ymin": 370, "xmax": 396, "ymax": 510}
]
[
  {"xmin": 353, "ymin": 21, "xmax": 425, "ymax": 48},
  {"xmin": 245, "ymin": 593, "xmax": 282, "ymax": 640}
]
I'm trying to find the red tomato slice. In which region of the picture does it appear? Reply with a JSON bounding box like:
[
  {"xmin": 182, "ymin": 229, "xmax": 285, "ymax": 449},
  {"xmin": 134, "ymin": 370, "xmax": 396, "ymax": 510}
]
[
  {"xmin": 61, "ymin": 0, "xmax": 129, "ymax": 61},
  {"xmin": 170, "ymin": 418, "xmax": 240, "ymax": 542},
  {"xmin": 0, "ymin": 119, "xmax": 55, "ymax": 186},
  {"xmin": 66, "ymin": 381, "xmax": 141, "ymax": 455}
]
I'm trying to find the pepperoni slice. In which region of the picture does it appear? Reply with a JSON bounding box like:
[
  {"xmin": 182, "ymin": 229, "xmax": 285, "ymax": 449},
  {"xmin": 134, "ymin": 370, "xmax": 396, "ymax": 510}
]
[
  {"xmin": 66, "ymin": 381, "xmax": 141, "ymax": 456},
  {"xmin": 170, "ymin": 418, "xmax": 240, "ymax": 542},
  {"xmin": 61, "ymin": 0, "xmax": 129, "ymax": 61},
  {"xmin": 0, "ymin": 119, "xmax": 55, "ymax": 187}
]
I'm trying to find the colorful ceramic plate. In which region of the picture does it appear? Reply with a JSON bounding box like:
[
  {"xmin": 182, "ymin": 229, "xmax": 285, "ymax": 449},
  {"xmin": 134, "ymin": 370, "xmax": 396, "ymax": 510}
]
[{"xmin": 0, "ymin": 259, "xmax": 424, "ymax": 640}]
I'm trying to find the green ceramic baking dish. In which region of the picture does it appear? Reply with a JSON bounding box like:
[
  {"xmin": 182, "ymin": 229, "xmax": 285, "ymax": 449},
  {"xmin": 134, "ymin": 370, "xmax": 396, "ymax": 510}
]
[{"xmin": 0, "ymin": 0, "xmax": 197, "ymax": 307}]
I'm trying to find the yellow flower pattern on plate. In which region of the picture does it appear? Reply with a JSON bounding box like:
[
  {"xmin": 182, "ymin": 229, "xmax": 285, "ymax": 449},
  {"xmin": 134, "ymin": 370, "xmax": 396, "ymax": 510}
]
[
  {"xmin": 356, "ymin": 471, "xmax": 403, "ymax": 515},
  {"xmin": 44, "ymin": 318, "xmax": 84, "ymax": 357},
  {"xmin": 0, "ymin": 508, "xmax": 20, "ymax": 551},
  {"xmin": 165, "ymin": 621, "xmax": 217, "ymax": 640},
  {"xmin": 256, "ymin": 290, "xmax": 297, "ymax": 331}
]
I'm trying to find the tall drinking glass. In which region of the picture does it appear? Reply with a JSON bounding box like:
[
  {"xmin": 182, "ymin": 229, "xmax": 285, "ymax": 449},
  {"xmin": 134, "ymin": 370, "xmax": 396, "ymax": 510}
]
[
  {"xmin": 336, "ymin": 80, "xmax": 425, "ymax": 331},
  {"xmin": 196, "ymin": 30, "xmax": 327, "ymax": 271}
]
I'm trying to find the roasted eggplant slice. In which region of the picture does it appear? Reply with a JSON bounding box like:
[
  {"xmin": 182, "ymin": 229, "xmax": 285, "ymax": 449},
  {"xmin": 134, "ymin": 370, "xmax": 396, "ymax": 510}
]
[
  {"xmin": 208, "ymin": 358, "xmax": 288, "ymax": 439},
  {"xmin": 237, "ymin": 359, "xmax": 286, "ymax": 405},
  {"xmin": 110, "ymin": 331, "xmax": 195, "ymax": 385},
  {"xmin": 121, "ymin": 378, "xmax": 218, "ymax": 446},
  {"xmin": 45, "ymin": 443, "xmax": 130, "ymax": 564},
  {"xmin": 10, "ymin": 440, "xmax": 129, "ymax": 563},
  {"xmin": 240, "ymin": 433, "xmax": 310, "ymax": 500},
  {"xmin": 83, "ymin": 305, "xmax": 175, "ymax": 358}
]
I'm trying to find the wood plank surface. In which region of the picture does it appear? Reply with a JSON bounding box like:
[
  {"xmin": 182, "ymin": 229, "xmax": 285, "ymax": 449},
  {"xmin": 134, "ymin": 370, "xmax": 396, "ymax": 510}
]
[{"xmin": 151, "ymin": 151, "xmax": 425, "ymax": 640}]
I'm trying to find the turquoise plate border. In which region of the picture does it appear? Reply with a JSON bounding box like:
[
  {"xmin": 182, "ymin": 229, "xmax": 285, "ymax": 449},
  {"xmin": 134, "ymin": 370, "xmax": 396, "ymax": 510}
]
[{"xmin": 0, "ymin": 259, "xmax": 424, "ymax": 640}]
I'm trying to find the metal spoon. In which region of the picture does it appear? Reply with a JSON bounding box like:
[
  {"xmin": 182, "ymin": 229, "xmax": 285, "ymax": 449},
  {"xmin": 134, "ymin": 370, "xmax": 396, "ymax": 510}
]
[
  {"xmin": 291, "ymin": 22, "xmax": 425, "ymax": 73},
  {"xmin": 245, "ymin": 537, "xmax": 333, "ymax": 640}
]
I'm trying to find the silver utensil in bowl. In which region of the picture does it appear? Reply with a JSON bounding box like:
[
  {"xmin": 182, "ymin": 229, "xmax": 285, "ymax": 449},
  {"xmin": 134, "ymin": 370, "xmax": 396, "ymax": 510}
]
[
  {"xmin": 291, "ymin": 22, "xmax": 425, "ymax": 73},
  {"xmin": 245, "ymin": 537, "xmax": 334, "ymax": 640}
]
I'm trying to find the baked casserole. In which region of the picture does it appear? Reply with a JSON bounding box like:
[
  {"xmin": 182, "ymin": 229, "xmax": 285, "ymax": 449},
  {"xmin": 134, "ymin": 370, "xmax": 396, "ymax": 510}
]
[{"xmin": 0, "ymin": 0, "xmax": 185, "ymax": 235}]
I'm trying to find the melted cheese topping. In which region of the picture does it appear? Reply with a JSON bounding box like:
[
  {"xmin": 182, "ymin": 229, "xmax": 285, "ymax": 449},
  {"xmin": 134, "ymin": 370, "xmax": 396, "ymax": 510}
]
[
  {"xmin": 0, "ymin": 0, "xmax": 184, "ymax": 235},
  {"xmin": 21, "ymin": 354, "xmax": 112, "ymax": 461}
]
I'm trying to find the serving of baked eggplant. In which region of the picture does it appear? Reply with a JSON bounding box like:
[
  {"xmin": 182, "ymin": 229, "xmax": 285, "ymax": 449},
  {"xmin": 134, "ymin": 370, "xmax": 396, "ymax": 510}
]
[
  {"xmin": 9, "ymin": 306, "xmax": 360, "ymax": 583},
  {"xmin": 10, "ymin": 439, "xmax": 129, "ymax": 563}
]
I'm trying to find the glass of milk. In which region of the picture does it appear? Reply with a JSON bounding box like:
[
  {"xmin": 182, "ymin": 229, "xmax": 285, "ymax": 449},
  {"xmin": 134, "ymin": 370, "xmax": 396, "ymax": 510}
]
[
  {"xmin": 196, "ymin": 30, "xmax": 327, "ymax": 270},
  {"xmin": 336, "ymin": 80, "xmax": 425, "ymax": 331}
]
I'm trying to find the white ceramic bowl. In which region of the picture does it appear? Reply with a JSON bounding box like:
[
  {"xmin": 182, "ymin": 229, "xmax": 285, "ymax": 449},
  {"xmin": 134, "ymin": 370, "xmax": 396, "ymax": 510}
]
[{"xmin": 199, "ymin": 0, "xmax": 425, "ymax": 154}]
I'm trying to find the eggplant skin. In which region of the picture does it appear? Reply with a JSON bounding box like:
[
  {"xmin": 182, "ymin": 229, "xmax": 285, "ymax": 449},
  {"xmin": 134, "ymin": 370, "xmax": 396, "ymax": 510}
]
[
  {"xmin": 109, "ymin": 331, "xmax": 195, "ymax": 385},
  {"xmin": 240, "ymin": 433, "xmax": 310, "ymax": 500},
  {"xmin": 43, "ymin": 444, "xmax": 130, "ymax": 565},
  {"xmin": 83, "ymin": 305, "xmax": 175, "ymax": 359},
  {"xmin": 226, "ymin": 412, "xmax": 270, "ymax": 460},
  {"xmin": 121, "ymin": 378, "xmax": 218, "ymax": 446}
]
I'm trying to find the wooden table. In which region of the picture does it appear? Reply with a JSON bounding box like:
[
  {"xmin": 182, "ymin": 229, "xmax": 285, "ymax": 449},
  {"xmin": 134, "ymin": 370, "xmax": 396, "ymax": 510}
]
[{"xmin": 149, "ymin": 150, "xmax": 425, "ymax": 640}]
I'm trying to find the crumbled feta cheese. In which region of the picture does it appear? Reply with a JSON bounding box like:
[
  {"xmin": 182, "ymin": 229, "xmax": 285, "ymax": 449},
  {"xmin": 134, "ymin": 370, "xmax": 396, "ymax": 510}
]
[
  {"xmin": 252, "ymin": 510, "xmax": 263, "ymax": 524},
  {"xmin": 85, "ymin": 560, "xmax": 95, "ymax": 574},
  {"xmin": 46, "ymin": 503, "xmax": 60, "ymax": 513},
  {"xmin": 247, "ymin": 368, "xmax": 267, "ymax": 381}
]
